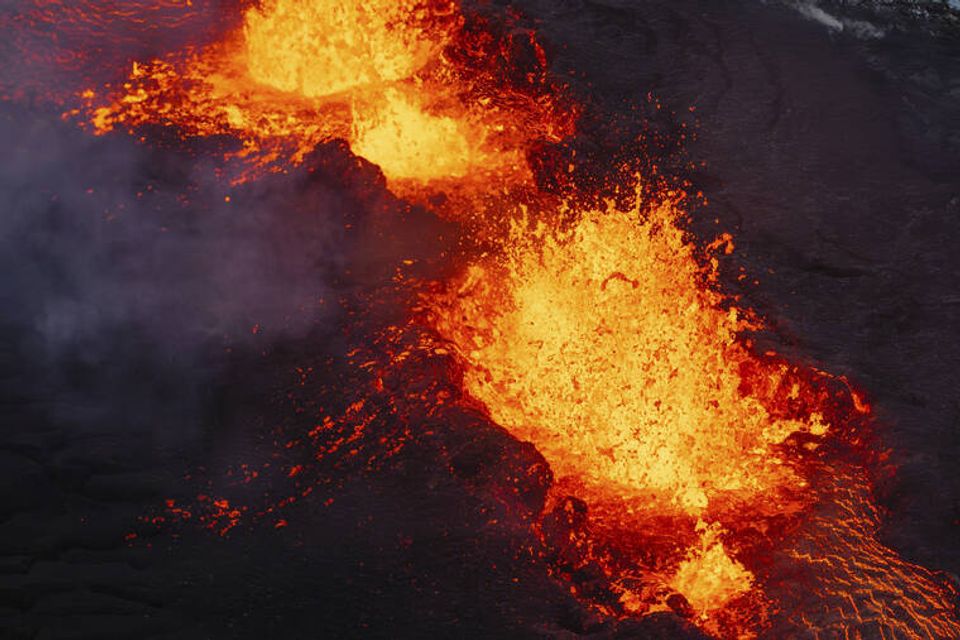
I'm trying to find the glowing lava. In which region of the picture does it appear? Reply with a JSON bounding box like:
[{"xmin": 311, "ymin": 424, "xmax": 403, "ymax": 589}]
[
  {"xmin": 670, "ymin": 521, "xmax": 753, "ymax": 615},
  {"xmin": 429, "ymin": 193, "xmax": 824, "ymax": 514},
  {"xmin": 426, "ymin": 186, "xmax": 960, "ymax": 637},
  {"xmin": 75, "ymin": 0, "xmax": 571, "ymax": 194},
  {"xmin": 9, "ymin": 1, "xmax": 958, "ymax": 638},
  {"xmin": 351, "ymin": 88, "xmax": 477, "ymax": 182},
  {"xmin": 427, "ymin": 190, "xmax": 820, "ymax": 626},
  {"xmin": 243, "ymin": 0, "xmax": 439, "ymax": 98}
]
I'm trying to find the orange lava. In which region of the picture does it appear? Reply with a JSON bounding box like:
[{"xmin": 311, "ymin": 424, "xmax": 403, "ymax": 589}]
[
  {"xmin": 430, "ymin": 194, "xmax": 821, "ymax": 516},
  {"xmin": 425, "ymin": 187, "xmax": 960, "ymax": 637},
  {"xmin": 73, "ymin": 0, "xmax": 572, "ymax": 195},
  {"xmin": 427, "ymin": 190, "xmax": 807, "ymax": 629}
]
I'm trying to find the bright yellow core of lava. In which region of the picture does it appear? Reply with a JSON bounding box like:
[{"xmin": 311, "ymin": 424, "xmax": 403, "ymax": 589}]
[{"xmin": 431, "ymin": 195, "xmax": 824, "ymax": 515}]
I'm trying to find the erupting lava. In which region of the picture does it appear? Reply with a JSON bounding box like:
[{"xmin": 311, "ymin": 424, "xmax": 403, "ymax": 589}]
[
  {"xmin": 75, "ymin": 0, "xmax": 572, "ymax": 193},
  {"xmin": 430, "ymin": 194, "xmax": 819, "ymax": 515},
  {"xmin": 10, "ymin": 0, "xmax": 959, "ymax": 638},
  {"xmin": 425, "ymin": 186, "xmax": 960, "ymax": 637},
  {"xmin": 243, "ymin": 0, "xmax": 438, "ymax": 97},
  {"xmin": 429, "ymin": 193, "xmax": 809, "ymax": 619},
  {"xmin": 427, "ymin": 190, "xmax": 814, "ymax": 625}
]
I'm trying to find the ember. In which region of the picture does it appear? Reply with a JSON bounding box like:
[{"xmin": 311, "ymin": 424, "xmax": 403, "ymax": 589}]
[{"xmin": 75, "ymin": 0, "xmax": 571, "ymax": 194}]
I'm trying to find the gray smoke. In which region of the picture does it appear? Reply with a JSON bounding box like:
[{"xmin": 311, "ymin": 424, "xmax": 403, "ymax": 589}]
[
  {"xmin": 0, "ymin": 0, "xmax": 450, "ymax": 470},
  {"xmin": 0, "ymin": 94, "xmax": 368, "ymax": 462}
]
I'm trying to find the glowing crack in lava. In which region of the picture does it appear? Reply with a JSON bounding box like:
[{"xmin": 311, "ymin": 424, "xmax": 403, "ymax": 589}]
[
  {"xmin": 13, "ymin": 0, "xmax": 960, "ymax": 638},
  {"xmin": 75, "ymin": 0, "xmax": 572, "ymax": 193}
]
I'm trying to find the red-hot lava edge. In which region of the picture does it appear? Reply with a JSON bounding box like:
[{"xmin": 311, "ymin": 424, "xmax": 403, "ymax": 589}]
[{"xmin": 7, "ymin": 1, "xmax": 960, "ymax": 638}]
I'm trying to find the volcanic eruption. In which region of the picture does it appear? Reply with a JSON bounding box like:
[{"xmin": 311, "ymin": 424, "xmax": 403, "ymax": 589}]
[
  {"xmin": 3, "ymin": 1, "xmax": 959, "ymax": 639},
  {"xmin": 76, "ymin": 0, "xmax": 572, "ymax": 198}
]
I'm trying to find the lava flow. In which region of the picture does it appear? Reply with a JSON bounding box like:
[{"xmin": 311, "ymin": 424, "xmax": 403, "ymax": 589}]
[{"xmin": 11, "ymin": 0, "xmax": 960, "ymax": 638}]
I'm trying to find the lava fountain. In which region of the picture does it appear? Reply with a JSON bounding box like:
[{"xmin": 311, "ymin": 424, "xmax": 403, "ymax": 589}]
[
  {"xmin": 425, "ymin": 185, "xmax": 960, "ymax": 638},
  {"xmin": 72, "ymin": 0, "xmax": 573, "ymax": 195}
]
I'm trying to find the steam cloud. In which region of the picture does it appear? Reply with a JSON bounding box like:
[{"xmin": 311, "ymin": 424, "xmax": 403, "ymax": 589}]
[{"xmin": 0, "ymin": 97, "xmax": 366, "ymax": 459}]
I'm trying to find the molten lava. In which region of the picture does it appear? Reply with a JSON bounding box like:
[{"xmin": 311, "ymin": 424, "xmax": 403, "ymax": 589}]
[
  {"xmin": 426, "ymin": 190, "xmax": 809, "ymax": 626},
  {"xmin": 430, "ymin": 195, "xmax": 821, "ymax": 515},
  {"xmin": 670, "ymin": 521, "xmax": 753, "ymax": 615},
  {"xmin": 243, "ymin": 0, "xmax": 438, "ymax": 98},
  {"xmin": 426, "ymin": 187, "xmax": 960, "ymax": 637},
  {"xmin": 76, "ymin": 0, "xmax": 570, "ymax": 194}
]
